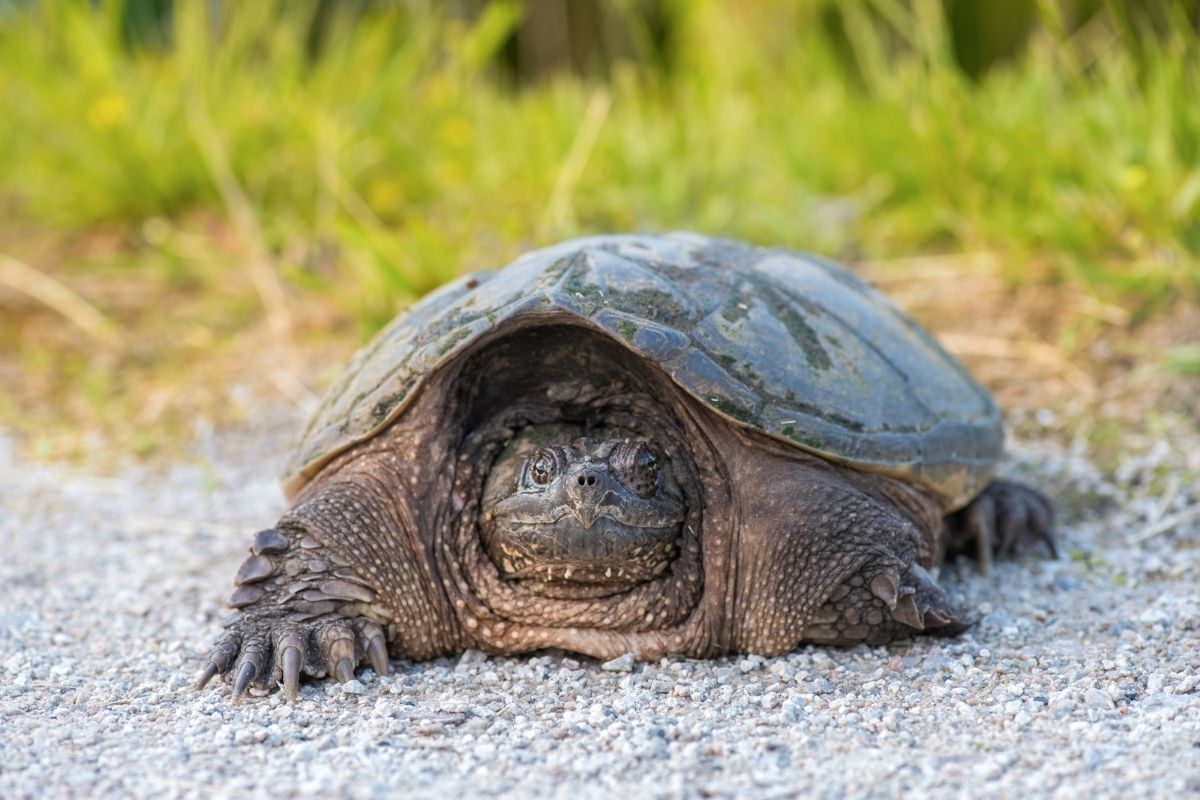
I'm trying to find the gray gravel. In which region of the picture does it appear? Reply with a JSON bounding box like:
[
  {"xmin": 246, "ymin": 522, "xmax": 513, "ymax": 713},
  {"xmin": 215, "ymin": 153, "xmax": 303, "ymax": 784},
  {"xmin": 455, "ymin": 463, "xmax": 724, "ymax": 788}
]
[{"xmin": 1, "ymin": 409, "xmax": 1197, "ymax": 799}]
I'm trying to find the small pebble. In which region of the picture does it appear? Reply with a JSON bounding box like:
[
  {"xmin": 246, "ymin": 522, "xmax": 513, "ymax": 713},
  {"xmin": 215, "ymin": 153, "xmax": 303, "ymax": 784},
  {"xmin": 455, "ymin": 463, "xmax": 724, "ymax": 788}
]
[
  {"xmin": 457, "ymin": 649, "xmax": 489, "ymax": 668},
  {"xmin": 601, "ymin": 654, "xmax": 635, "ymax": 672},
  {"xmin": 739, "ymin": 655, "xmax": 766, "ymax": 673},
  {"xmin": 1084, "ymin": 688, "xmax": 1114, "ymax": 709}
]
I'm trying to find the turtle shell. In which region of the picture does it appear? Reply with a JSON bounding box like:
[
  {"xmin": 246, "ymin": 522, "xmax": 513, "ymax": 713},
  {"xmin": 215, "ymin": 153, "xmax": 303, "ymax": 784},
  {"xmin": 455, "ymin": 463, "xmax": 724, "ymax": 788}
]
[{"xmin": 284, "ymin": 233, "xmax": 1002, "ymax": 507}]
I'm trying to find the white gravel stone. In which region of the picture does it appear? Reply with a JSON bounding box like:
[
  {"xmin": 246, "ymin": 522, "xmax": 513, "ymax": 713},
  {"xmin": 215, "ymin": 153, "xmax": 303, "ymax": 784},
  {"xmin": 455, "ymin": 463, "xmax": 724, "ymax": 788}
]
[
  {"xmin": 601, "ymin": 653, "xmax": 635, "ymax": 672},
  {"xmin": 1, "ymin": 409, "xmax": 1198, "ymax": 799},
  {"xmin": 1085, "ymin": 688, "xmax": 1115, "ymax": 709}
]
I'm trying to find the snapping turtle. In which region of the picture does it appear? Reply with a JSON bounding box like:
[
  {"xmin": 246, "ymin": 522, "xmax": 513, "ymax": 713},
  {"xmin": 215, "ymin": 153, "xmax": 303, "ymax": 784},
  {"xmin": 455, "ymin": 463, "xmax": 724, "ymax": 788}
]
[{"xmin": 197, "ymin": 233, "xmax": 1055, "ymax": 700}]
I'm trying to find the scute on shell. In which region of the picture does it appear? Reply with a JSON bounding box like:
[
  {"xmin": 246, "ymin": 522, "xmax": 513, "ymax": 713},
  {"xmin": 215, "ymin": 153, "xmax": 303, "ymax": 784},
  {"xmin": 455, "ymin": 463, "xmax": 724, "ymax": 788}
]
[{"xmin": 283, "ymin": 233, "xmax": 1002, "ymax": 508}]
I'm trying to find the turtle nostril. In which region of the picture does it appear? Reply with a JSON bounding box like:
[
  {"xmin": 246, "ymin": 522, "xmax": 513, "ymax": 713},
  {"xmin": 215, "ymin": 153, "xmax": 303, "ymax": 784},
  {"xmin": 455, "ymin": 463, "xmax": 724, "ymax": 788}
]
[{"xmin": 577, "ymin": 471, "xmax": 598, "ymax": 487}]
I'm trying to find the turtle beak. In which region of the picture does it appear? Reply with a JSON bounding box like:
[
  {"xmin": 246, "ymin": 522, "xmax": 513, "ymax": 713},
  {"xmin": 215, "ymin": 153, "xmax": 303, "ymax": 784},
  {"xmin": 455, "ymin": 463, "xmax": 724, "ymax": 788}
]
[{"xmin": 564, "ymin": 462, "xmax": 610, "ymax": 529}]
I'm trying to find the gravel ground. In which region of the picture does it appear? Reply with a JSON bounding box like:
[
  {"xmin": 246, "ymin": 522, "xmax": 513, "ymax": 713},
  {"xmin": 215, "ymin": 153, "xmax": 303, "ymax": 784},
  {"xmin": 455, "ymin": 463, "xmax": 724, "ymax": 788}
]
[{"xmin": 1, "ymin": 408, "xmax": 1197, "ymax": 799}]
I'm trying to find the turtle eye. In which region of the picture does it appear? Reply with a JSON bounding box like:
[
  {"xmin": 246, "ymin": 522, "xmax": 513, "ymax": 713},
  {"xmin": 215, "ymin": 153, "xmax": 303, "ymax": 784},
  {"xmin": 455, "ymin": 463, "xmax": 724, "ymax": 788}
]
[
  {"xmin": 528, "ymin": 450, "xmax": 557, "ymax": 486},
  {"xmin": 633, "ymin": 446, "xmax": 658, "ymax": 490},
  {"xmin": 613, "ymin": 442, "xmax": 659, "ymax": 497}
]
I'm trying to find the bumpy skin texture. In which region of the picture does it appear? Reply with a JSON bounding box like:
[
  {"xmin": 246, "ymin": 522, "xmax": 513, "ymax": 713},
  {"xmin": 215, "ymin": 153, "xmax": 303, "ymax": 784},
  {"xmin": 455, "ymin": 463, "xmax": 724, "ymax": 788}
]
[{"xmin": 197, "ymin": 317, "xmax": 1055, "ymax": 701}]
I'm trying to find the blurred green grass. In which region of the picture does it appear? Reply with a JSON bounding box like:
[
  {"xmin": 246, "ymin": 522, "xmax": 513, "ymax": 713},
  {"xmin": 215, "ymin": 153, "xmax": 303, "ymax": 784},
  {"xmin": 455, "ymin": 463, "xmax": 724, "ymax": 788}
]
[{"xmin": 0, "ymin": 0, "xmax": 1198, "ymax": 333}]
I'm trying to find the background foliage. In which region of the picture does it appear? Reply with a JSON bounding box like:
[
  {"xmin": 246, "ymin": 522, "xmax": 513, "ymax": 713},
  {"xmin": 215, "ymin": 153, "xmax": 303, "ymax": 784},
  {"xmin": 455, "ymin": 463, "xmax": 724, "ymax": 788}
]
[{"xmin": 0, "ymin": 0, "xmax": 1197, "ymax": 455}]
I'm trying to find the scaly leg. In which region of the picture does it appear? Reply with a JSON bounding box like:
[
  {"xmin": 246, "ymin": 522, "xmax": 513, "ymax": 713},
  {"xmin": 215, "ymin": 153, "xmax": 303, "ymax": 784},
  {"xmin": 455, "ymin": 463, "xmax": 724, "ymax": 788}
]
[{"xmin": 195, "ymin": 523, "xmax": 392, "ymax": 701}]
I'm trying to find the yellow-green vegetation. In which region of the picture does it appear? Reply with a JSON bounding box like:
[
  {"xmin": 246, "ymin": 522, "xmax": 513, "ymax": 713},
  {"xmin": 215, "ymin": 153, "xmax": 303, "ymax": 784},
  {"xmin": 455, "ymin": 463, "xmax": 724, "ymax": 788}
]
[{"xmin": 0, "ymin": 0, "xmax": 1197, "ymax": 457}]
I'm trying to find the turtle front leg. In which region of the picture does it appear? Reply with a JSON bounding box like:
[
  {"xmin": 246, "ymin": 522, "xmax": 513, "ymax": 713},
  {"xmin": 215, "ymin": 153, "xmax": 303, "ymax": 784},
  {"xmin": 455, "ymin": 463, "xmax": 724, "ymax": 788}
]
[
  {"xmin": 942, "ymin": 479, "xmax": 1057, "ymax": 573},
  {"xmin": 195, "ymin": 477, "xmax": 458, "ymax": 701},
  {"xmin": 195, "ymin": 524, "xmax": 392, "ymax": 701}
]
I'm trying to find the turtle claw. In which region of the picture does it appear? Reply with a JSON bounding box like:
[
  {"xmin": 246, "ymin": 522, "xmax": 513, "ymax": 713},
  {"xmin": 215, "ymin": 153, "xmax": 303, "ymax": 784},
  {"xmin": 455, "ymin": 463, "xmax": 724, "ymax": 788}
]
[
  {"xmin": 966, "ymin": 494, "xmax": 996, "ymax": 575},
  {"xmin": 1019, "ymin": 486, "xmax": 1058, "ymax": 558},
  {"xmin": 196, "ymin": 614, "xmax": 389, "ymax": 701},
  {"xmin": 196, "ymin": 629, "xmax": 240, "ymax": 690},
  {"xmin": 230, "ymin": 634, "xmax": 271, "ymax": 700},
  {"xmin": 924, "ymin": 608, "xmax": 953, "ymax": 628},
  {"xmin": 351, "ymin": 618, "xmax": 390, "ymax": 677},
  {"xmin": 280, "ymin": 646, "xmax": 303, "ymax": 701},
  {"xmin": 892, "ymin": 590, "xmax": 923, "ymax": 630},
  {"xmin": 317, "ymin": 621, "xmax": 357, "ymax": 682},
  {"xmin": 893, "ymin": 563, "xmax": 968, "ymax": 634},
  {"xmin": 195, "ymin": 662, "xmax": 220, "ymax": 691},
  {"xmin": 365, "ymin": 630, "xmax": 390, "ymax": 677},
  {"xmin": 232, "ymin": 660, "xmax": 257, "ymax": 699},
  {"xmin": 271, "ymin": 624, "xmax": 309, "ymax": 701}
]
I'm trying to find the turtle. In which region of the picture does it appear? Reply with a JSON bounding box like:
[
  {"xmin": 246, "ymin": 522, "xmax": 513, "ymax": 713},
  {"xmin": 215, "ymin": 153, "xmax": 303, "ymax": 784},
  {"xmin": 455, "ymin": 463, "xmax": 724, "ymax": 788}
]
[{"xmin": 195, "ymin": 232, "xmax": 1055, "ymax": 701}]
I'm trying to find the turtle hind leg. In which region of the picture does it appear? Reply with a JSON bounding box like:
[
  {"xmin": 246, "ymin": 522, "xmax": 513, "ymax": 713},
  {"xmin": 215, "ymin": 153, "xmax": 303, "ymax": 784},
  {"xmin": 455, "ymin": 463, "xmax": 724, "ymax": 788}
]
[
  {"xmin": 802, "ymin": 562, "xmax": 970, "ymax": 646},
  {"xmin": 943, "ymin": 479, "xmax": 1057, "ymax": 573}
]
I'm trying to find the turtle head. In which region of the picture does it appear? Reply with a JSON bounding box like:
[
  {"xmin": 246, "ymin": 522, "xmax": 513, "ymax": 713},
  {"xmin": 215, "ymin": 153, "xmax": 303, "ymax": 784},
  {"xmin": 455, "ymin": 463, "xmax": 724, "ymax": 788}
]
[{"xmin": 480, "ymin": 430, "xmax": 685, "ymax": 588}]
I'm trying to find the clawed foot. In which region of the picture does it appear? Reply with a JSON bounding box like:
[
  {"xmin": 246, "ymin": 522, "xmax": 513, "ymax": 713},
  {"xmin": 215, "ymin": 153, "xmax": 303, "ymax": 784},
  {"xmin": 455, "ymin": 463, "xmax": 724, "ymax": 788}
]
[
  {"xmin": 891, "ymin": 561, "xmax": 970, "ymax": 635},
  {"xmin": 195, "ymin": 526, "xmax": 392, "ymax": 701},
  {"xmin": 196, "ymin": 615, "xmax": 390, "ymax": 701},
  {"xmin": 944, "ymin": 479, "xmax": 1057, "ymax": 573},
  {"xmin": 806, "ymin": 561, "xmax": 967, "ymax": 645}
]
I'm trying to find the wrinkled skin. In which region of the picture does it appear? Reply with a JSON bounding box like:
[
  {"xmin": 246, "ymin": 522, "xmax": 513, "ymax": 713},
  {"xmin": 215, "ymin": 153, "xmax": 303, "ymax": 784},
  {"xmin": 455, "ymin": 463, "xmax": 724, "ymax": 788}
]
[{"xmin": 195, "ymin": 322, "xmax": 1055, "ymax": 701}]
